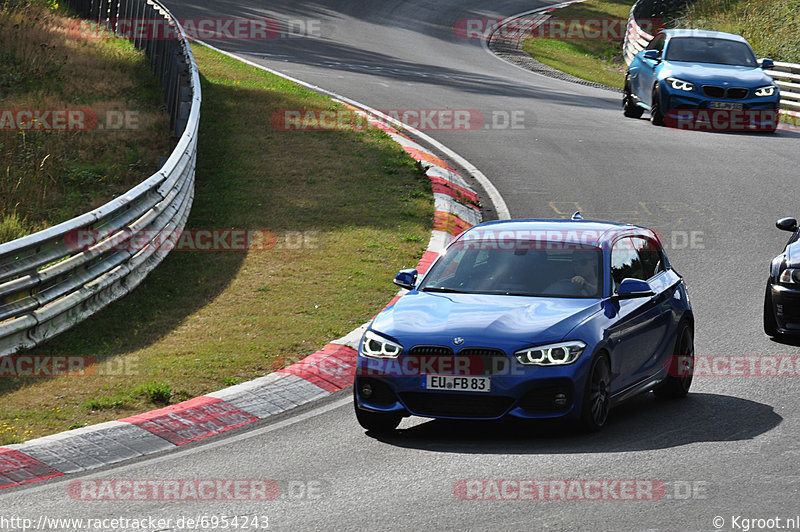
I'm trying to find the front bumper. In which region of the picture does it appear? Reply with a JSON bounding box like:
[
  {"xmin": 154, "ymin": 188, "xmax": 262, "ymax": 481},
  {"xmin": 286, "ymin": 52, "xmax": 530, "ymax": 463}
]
[
  {"xmin": 661, "ymin": 83, "xmax": 780, "ymax": 130},
  {"xmin": 770, "ymin": 283, "xmax": 800, "ymax": 333},
  {"xmin": 354, "ymin": 359, "xmax": 588, "ymax": 421}
]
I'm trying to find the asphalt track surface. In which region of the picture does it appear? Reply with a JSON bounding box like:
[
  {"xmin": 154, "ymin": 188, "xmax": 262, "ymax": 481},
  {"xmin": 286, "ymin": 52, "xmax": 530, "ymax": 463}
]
[{"xmin": 3, "ymin": 1, "xmax": 800, "ymax": 530}]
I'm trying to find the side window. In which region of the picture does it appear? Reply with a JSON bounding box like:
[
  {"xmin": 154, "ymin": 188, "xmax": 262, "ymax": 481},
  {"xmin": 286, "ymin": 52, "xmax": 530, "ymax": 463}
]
[
  {"xmin": 646, "ymin": 34, "xmax": 665, "ymax": 53},
  {"xmin": 610, "ymin": 237, "xmax": 645, "ymax": 291},
  {"xmin": 632, "ymin": 236, "xmax": 665, "ymax": 280}
]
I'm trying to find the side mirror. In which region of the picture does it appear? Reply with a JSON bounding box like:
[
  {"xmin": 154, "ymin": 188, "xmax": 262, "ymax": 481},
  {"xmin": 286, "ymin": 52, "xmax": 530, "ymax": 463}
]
[
  {"xmin": 643, "ymin": 50, "xmax": 660, "ymax": 62},
  {"xmin": 614, "ymin": 278, "xmax": 654, "ymax": 300},
  {"xmin": 761, "ymin": 58, "xmax": 775, "ymax": 69},
  {"xmin": 776, "ymin": 217, "xmax": 798, "ymax": 232},
  {"xmin": 393, "ymin": 268, "xmax": 418, "ymax": 290}
]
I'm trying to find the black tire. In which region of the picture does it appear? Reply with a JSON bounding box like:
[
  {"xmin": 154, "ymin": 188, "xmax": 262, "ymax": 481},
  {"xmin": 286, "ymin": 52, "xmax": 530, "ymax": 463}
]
[
  {"xmin": 650, "ymin": 86, "xmax": 664, "ymax": 126},
  {"xmin": 764, "ymin": 281, "xmax": 778, "ymax": 336},
  {"xmin": 623, "ymin": 76, "xmax": 644, "ymax": 118},
  {"xmin": 354, "ymin": 392, "xmax": 401, "ymax": 433},
  {"xmin": 654, "ymin": 324, "xmax": 693, "ymax": 398},
  {"xmin": 580, "ymin": 354, "xmax": 611, "ymax": 432}
]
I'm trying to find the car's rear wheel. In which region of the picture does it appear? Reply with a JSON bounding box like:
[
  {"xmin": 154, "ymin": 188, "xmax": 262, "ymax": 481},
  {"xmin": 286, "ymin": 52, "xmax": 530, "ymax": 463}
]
[
  {"xmin": 654, "ymin": 324, "xmax": 693, "ymax": 398},
  {"xmin": 650, "ymin": 86, "xmax": 665, "ymax": 126},
  {"xmin": 580, "ymin": 354, "xmax": 610, "ymax": 432},
  {"xmin": 623, "ymin": 76, "xmax": 644, "ymax": 118},
  {"xmin": 354, "ymin": 392, "xmax": 402, "ymax": 433},
  {"xmin": 764, "ymin": 281, "xmax": 778, "ymax": 336}
]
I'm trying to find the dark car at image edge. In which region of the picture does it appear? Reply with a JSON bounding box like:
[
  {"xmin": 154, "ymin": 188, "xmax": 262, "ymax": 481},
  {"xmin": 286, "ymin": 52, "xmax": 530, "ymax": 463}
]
[{"xmin": 764, "ymin": 217, "xmax": 800, "ymax": 336}]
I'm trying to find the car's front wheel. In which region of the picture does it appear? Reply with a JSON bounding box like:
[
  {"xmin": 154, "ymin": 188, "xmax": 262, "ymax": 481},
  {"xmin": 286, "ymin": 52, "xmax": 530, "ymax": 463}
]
[
  {"xmin": 623, "ymin": 75, "xmax": 644, "ymax": 118},
  {"xmin": 650, "ymin": 86, "xmax": 665, "ymax": 126},
  {"xmin": 354, "ymin": 392, "xmax": 402, "ymax": 433},
  {"xmin": 580, "ymin": 354, "xmax": 611, "ymax": 432},
  {"xmin": 764, "ymin": 281, "xmax": 778, "ymax": 336},
  {"xmin": 654, "ymin": 323, "xmax": 693, "ymax": 398}
]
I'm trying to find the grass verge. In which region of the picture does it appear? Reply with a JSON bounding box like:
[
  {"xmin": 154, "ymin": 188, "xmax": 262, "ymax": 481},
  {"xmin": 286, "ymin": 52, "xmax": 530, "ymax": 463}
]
[
  {"xmin": 521, "ymin": 0, "xmax": 632, "ymax": 89},
  {"xmin": 0, "ymin": 42, "xmax": 433, "ymax": 444},
  {"xmin": 0, "ymin": 2, "xmax": 171, "ymax": 242}
]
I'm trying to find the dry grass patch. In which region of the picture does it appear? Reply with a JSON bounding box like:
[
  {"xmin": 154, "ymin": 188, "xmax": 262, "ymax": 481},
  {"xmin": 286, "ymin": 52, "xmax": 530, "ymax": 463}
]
[{"xmin": 0, "ymin": 2, "xmax": 171, "ymax": 242}]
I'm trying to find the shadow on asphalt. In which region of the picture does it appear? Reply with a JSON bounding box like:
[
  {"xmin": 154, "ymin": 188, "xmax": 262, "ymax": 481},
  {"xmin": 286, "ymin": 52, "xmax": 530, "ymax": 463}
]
[{"xmin": 369, "ymin": 392, "xmax": 781, "ymax": 453}]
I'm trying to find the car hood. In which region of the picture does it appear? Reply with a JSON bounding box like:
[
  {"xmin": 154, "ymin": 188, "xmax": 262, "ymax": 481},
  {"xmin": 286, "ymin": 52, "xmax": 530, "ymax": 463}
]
[
  {"xmin": 370, "ymin": 291, "xmax": 601, "ymax": 349},
  {"xmin": 661, "ymin": 61, "xmax": 773, "ymax": 87}
]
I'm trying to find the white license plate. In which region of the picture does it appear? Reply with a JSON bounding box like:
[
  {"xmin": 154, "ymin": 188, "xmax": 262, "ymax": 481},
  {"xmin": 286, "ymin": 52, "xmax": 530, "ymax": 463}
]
[
  {"xmin": 423, "ymin": 375, "xmax": 491, "ymax": 393},
  {"xmin": 709, "ymin": 101, "xmax": 743, "ymax": 110}
]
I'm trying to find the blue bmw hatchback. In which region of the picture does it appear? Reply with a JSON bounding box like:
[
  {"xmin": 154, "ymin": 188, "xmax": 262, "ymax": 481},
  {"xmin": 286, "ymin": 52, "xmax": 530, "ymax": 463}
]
[
  {"xmin": 624, "ymin": 29, "xmax": 780, "ymax": 131},
  {"xmin": 354, "ymin": 218, "xmax": 694, "ymax": 432}
]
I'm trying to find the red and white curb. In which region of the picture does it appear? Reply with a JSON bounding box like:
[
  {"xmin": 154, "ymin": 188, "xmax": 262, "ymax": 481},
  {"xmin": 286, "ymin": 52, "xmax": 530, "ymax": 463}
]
[{"xmin": 0, "ymin": 42, "xmax": 498, "ymax": 491}]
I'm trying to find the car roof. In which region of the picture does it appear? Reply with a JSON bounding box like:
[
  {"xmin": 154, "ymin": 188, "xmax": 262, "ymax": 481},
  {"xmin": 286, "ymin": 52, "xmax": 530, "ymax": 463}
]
[
  {"xmin": 460, "ymin": 219, "xmax": 655, "ymax": 248},
  {"xmin": 661, "ymin": 29, "xmax": 749, "ymax": 44}
]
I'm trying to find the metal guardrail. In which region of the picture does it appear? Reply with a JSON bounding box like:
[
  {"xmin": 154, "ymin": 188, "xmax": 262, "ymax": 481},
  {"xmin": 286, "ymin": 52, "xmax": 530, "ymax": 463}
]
[
  {"xmin": 623, "ymin": 0, "xmax": 800, "ymax": 119},
  {"xmin": 0, "ymin": 0, "xmax": 201, "ymax": 356},
  {"xmin": 769, "ymin": 63, "xmax": 800, "ymax": 116},
  {"xmin": 622, "ymin": 4, "xmax": 653, "ymax": 65}
]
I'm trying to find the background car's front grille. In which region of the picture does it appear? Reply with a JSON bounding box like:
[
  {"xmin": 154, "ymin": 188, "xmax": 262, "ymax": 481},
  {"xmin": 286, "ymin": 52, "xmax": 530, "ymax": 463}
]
[
  {"xmin": 727, "ymin": 87, "xmax": 749, "ymax": 99},
  {"xmin": 703, "ymin": 85, "xmax": 725, "ymax": 98},
  {"xmin": 399, "ymin": 392, "xmax": 514, "ymax": 418},
  {"xmin": 702, "ymin": 85, "xmax": 749, "ymax": 99}
]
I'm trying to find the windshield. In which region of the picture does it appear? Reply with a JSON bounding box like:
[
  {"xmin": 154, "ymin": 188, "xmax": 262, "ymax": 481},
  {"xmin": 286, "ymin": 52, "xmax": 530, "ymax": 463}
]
[
  {"xmin": 665, "ymin": 37, "xmax": 757, "ymax": 66},
  {"xmin": 418, "ymin": 239, "xmax": 603, "ymax": 298}
]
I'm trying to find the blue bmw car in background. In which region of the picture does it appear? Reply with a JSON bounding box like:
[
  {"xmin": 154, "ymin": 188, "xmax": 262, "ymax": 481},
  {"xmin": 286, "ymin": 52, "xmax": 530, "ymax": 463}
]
[
  {"xmin": 354, "ymin": 217, "xmax": 694, "ymax": 433},
  {"xmin": 624, "ymin": 29, "xmax": 780, "ymax": 131}
]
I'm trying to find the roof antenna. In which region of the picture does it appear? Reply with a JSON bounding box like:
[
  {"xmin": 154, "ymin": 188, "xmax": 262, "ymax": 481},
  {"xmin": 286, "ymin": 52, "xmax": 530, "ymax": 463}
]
[{"xmin": 571, "ymin": 211, "xmax": 583, "ymax": 221}]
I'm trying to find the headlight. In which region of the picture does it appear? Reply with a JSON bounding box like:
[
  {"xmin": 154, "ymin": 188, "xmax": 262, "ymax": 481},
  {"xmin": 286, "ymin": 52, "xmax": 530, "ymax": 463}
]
[
  {"xmin": 360, "ymin": 330, "xmax": 403, "ymax": 358},
  {"xmin": 779, "ymin": 268, "xmax": 800, "ymax": 285},
  {"xmin": 755, "ymin": 85, "xmax": 776, "ymax": 97},
  {"xmin": 514, "ymin": 341, "xmax": 586, "ymax": 366},
  {"xmin": 667, "ymin": 77, "xmax": 694, "ymax": 92}
]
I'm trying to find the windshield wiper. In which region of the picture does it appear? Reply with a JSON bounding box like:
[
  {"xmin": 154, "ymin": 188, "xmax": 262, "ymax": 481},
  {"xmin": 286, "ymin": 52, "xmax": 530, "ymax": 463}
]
[
  {"xmin": 478, "ymin": 289, "xmax": 536, "ymax": 296},
  {"xmin": 420, "ymin": 286, "xmax": 466, "ymax": 293}
]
